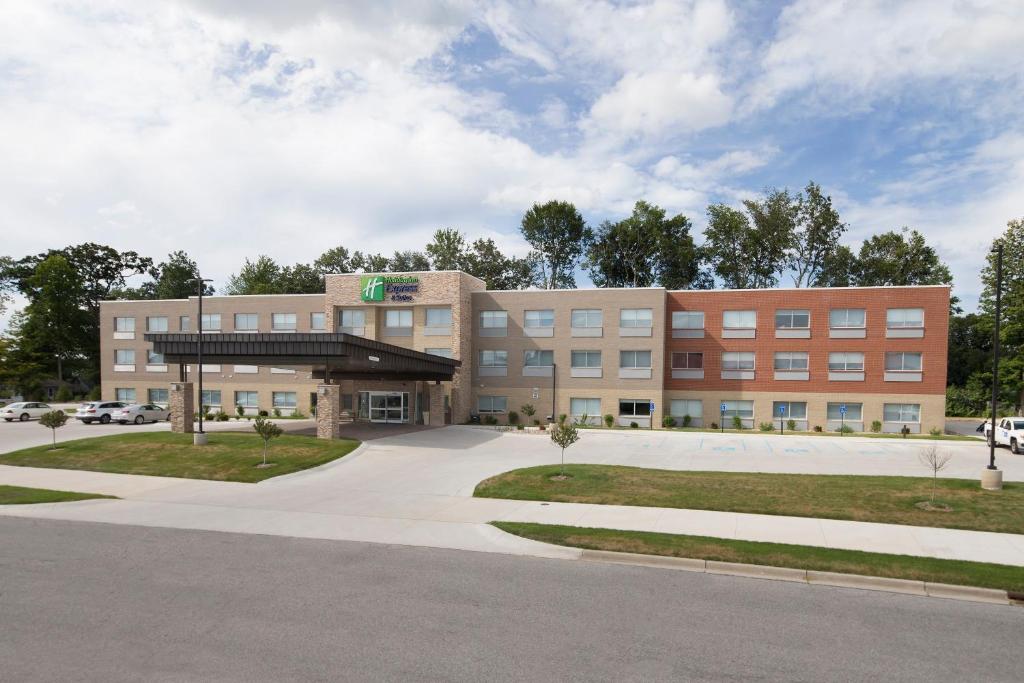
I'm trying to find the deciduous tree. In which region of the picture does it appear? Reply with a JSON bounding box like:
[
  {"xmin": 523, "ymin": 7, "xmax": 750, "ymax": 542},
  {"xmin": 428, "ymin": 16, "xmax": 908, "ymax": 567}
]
[
  {"xmin": 789, "ymin": 182, "xmax": 847, "ymax": 287},
  {"xmin": 520, "ymin": 200, "xmax": 590, "ymax": 289}
]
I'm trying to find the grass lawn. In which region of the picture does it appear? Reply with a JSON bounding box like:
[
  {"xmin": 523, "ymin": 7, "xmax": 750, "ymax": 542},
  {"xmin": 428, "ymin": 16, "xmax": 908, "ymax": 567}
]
[
  {"xmin": 493, "ymin": 522, "xmax": 1024, "ymax": 593},
  {"xmin": 0, "ymin": 432, "xmax": 360, "ymax": 483},
  {"xmin": 475, "ymin": 465, "xmax": 1024, "ymax": 534},
  {"xmin": 0, "ymin": 484, "xmax": 114, "ymax": 505}
]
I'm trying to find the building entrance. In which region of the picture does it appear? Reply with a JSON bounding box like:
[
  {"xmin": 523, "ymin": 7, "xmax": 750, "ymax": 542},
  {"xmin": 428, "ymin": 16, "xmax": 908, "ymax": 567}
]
[{"xmin": 368, "ymin": 391, "xmax": 409, "ymax": 423}]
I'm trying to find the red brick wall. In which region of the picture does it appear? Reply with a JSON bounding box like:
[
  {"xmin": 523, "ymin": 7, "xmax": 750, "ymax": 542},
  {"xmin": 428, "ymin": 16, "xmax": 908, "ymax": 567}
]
[{"xmin": 665, "ymin": 286, "xmax": 949, "ymax": 395}]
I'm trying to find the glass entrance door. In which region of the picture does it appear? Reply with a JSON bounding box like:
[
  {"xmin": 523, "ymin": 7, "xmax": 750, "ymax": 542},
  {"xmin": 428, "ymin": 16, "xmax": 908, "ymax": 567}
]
[{"xmin": 369, "ymin": 392, "xmax": 408, "ymax": 423}]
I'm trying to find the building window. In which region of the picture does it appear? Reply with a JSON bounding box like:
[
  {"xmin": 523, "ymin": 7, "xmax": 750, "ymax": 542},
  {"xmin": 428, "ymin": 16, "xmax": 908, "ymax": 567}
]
[
  {"xmin": 146, "ymin": 316, "xmax": 168, "ymax": 332},
  {"xmin": 180, "ymin": 316, "xmax": 190, "ymax": 331},
  {"xmin": 828, "ymin": 352, "xmax": 864, "ymax": 371},
  {"xmin": 671, "ymin": 352, "xmax": 703, "ymax": 369},
  {"xmin": 723, "ymin": 310, "xmax": 756, "ymax": 329},
  {"xmin": 827, "ymin": 402, "xmax": 863, "ymax": 421},
  {"xmin": 425, "ymin": 348, "xmax": 453, "ymax": 358},
  {"xmin": 775, "ymin": 310, "xmax": 809, "ymax": 329},
  {"xmin": 720, "ymin": 400, "xmax": 754, "ymax": 419},
  {"xmin": 200, "ymin": 313, "xmax": 221, "ymax": 331},
  {"xmin": 672, "ymin": 311, "xmax": 704, "ymax": 329},
  {"xmin": 479, "ymin": 350, "xmax": 508, "ymax": 367},
  {"xmin": 670, "ymin": 399, "xmax": 702, "ymax": 420},
  {"xmin": 772, "ymin": 401, "xmax": 807, "ymax": 420},
  {"xmin": 618, "ymin": 399, "xmax": 651, "ymax": 417},
  {"xmin": 571, "ymin": 309, "xmax": 602, "ymax": 328},
  {"xmin": 571, "ymin": 350, "xmax": 602, "ymax": 368},
  {"xmin": 570, "ymin": 397, "xmax": 600, "ymax": 415},
  {"xmin": 115, "ymin": 349, "xmax": 135, "ymax": 365},
  {"xmin": 524, "ymin": 350, "xmax": 554, "ymax": 367},
  {"xmin": 425, "ymin": 308, "xmax": 452, "ymax": 327},
  {"xmin": 885, "ymin": 352, "xmax": 922, "ymax": 372},
  {"xmin": 524, "ymin": 309, "xmax": 554, "ymax": 328},
  {"xmin": 773, "ymin": 352, "xmax": 808, "ymax": 370},
  {"xmin": 620, "ymin": 308, "xmax": 653, "ymax": 328},
  {"xmin": 884, "ymin": 403, "xmax": 921, "ymax": 423},
  {"xmin": 272, "ymin": 313, "xmax": 297, "ymax": 331},
  {"xmin": 235, "ymin": 391, "xmax": 259, "ymax": 408},
  {"xmin": 200, "ymin": 389, "xmax": 221, "ymax": 407},
  {"xmin": 722, "ymin": 352, "xmax": 755, "ymax": 370},
  {"xmin": 234, "ymin": 313, "xmax": 258, "ymax": 331},
  {"xmin": 339, "ymin": 310, "xmax": 365, "ymax": 328},
  {"xmin": 310, "ymin": 312, "xmax": 326, "ymax": 331},
  {"xmin": 887, "ymin": 308, "xmax": 924, "ymax": 329},
  {"xmin": 272, "ymin": 391, "xmax": 297, "ymax": 408},
  {"xmin": 478, "ymin": 396, "xmax": 507, "ymax": 414},
  {"xmin": 115, "ymin": 388, "xmax": 136, "ymax": 403},
  {"xmin": 829, "ymin": 308, "xmax": 865, "ymax": 328},
  {"xmin": 619, "ymin": 350, "xmax": 652, "ymax": 369},
  {"xmin": 147, "ymin": 350, "xmax": 164, "ymax": 364},
  {"xmin": 480, "ymin": 310, "xmax": 508, "ymax": 329},
  {"xmin": 115, "ymin": 317, "xmax": 135, "ymax": 332},
  {"xmin": 148, "ymin": 388, "xmax": 168, "ymax": 405},
  {"xmin": 384, "ymin": 309, "xmax": 413, "ymax": 328}
]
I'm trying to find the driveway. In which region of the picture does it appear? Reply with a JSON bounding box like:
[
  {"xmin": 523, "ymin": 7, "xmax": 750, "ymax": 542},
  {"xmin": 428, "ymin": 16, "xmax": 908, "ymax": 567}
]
[{"xmin": 2, "ymin": 426, "xmax": 1023, "ymax": 566}]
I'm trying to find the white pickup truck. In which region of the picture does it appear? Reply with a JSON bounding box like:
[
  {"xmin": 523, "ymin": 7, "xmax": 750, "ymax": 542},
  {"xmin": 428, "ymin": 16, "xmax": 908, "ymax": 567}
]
[{"xmin": 984, "ymin": 417, "xmax": 1024, "ymax": 453}]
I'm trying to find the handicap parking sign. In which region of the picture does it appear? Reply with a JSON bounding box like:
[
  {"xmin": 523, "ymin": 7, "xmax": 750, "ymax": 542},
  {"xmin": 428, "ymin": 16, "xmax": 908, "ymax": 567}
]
[
  {"xmin": 839, "ymin": 404, "xmax": 847, "ymax": 415},
  {"xmin": 720, "ymin": 403, "xmax": 727, "ymax": 412},
  {"xmin": 649, "ymin": 401, "xmax": 655, "ymax": 412},
  {"xmin": 778, "ymin": 405, "xmax": 786, "ymax": 416}
]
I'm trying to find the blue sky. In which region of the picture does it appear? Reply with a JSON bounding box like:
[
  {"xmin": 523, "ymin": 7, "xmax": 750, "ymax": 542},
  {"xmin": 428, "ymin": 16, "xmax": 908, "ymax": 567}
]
[{"xmin": 2, "ymin": 0, "xmax": 1023, "ymax": 324}]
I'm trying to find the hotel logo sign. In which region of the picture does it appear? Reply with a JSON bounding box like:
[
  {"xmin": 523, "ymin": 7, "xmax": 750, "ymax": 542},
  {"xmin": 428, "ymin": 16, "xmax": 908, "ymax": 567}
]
[{"xmin": 360, "ymin": 275, "xmax": 420, "ymax": 303}]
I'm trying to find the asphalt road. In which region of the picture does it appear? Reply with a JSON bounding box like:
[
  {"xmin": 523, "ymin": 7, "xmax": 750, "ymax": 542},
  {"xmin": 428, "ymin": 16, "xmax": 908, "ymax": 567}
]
[{"xmin": 2, "ymin": 518, "xmax": 1021, "ymax": 682}]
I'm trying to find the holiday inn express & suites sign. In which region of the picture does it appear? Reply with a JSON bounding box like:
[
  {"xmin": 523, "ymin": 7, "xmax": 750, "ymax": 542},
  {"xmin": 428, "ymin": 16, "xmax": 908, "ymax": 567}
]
[{"xmin": 360, "ymin": 275, "xmax": 421, "ymax": 302}]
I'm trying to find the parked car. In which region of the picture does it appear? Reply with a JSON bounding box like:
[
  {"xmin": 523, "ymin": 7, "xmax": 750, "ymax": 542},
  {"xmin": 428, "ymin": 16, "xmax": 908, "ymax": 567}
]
[
  {"xmin": 74, "ymin": 401, "xmax": 127, "ymax": 424},
  {"xmin": 112, "ymin": 403, "xmax": 171, "ymax": 425},
  {"xmin": 2, "ymin": 402, "xmax": 55, "ymax": 422},
  {"xmin": 983, "ymin": 417, "xmax": 1024, "ymax": 453}
]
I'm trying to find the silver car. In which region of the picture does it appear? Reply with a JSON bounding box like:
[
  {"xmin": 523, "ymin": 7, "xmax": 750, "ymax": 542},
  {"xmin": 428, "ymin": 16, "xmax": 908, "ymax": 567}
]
[
  {"xmin": 2, "ymin": 402, "xmax": 54, "ymax": 422},
  {"xmin": 112, "ymin": 403, "xmax": 171, "ymax": 425}
]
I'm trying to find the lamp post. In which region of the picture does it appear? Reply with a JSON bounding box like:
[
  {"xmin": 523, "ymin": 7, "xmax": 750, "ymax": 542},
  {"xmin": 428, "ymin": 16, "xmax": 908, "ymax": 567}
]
[
  {"xmin": 984, "ymin": 242, "xmax": 1004, "ymax": 490},
  {"xmin": 192, "ymin": 276, "xmax": 212, "ymax": 445}
]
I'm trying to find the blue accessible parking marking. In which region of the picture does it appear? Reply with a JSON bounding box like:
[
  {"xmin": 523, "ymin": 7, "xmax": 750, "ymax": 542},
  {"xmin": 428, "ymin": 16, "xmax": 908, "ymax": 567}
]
[
  {"xmin": 784, "ymin": 448, "xmax": 809, "ymax": 454},
  {"xmin": 712, "ymin": 446, "xmax": 736, "ymax": 452}
]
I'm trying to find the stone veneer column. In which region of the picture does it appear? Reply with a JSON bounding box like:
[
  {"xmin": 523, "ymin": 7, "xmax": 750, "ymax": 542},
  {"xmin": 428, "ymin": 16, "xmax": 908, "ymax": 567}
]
[
  {"xmin": 428, "ymin": 383, "xmax": 446, "ymax": 426},
  {"xmin": 170, "ymin": 382, "xmax": 194, "ymax": 433},
  {"xmin": 316, "ymin": 384, "xmax": 341, "ymax": 440}
]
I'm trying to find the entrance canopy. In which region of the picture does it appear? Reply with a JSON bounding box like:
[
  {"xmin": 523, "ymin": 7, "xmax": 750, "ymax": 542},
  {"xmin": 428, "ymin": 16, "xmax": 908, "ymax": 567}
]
[{"xmin": 144, "ymin": 333, "xmax": 459, "ymax": 382}]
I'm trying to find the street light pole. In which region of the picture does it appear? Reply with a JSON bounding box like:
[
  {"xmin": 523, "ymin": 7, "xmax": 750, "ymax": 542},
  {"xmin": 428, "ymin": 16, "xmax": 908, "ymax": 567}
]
[
  {"xmin": 193, "ymin": 276, "xmax": 212, "ymax": 444},
  {"xmin": 989, "ymin": 242, "xmax": 1003, "ymax": 471}
]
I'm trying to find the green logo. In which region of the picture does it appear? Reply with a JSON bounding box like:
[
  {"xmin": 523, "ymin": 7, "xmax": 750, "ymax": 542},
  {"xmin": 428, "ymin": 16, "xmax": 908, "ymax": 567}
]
[{"xmin": 360, "ymin": 276, "xmax": 384, "ymax": 301}]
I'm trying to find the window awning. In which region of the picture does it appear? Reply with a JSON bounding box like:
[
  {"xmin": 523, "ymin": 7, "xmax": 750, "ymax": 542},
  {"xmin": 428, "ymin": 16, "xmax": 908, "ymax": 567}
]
[{"xmin": 144, "ymin": 333, "xmax": 459, "ymax": 382}]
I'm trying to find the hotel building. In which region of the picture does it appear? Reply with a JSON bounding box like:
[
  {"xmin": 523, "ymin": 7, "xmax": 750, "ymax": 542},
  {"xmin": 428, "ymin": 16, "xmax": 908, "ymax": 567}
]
[{"xmin": 100, "ymin": 270, "xmax": 949, "ymax": 434}]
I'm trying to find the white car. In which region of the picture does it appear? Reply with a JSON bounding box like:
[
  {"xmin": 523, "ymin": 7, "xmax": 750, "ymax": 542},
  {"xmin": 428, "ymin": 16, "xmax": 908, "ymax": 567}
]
[
  {"xmin": 1, "ymin": 402, "xmax": 55, "ymax": 422},
  {"xmin": 112, "ymin": 404, "xmax": 171, "ymax": 425},
  {"xmin": 74, "ymin": 401, "xmax": 127, "ymax": 424},
  {"xmin": 983, "ymin": 417, "xmax": 1024, "ymax": 453}
]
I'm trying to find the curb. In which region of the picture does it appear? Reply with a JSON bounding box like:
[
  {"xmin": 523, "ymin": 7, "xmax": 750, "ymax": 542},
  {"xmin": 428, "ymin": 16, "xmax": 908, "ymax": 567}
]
[{"xmin": 577, "ymin": 549, "xmax": 1014, "ymax": 606}]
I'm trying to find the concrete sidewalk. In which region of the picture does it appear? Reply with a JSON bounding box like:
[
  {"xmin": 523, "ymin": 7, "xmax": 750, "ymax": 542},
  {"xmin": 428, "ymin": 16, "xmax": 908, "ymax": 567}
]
[{"xmin": 2, "ymin": 426, "xmax": 1023, "ymax": 566}]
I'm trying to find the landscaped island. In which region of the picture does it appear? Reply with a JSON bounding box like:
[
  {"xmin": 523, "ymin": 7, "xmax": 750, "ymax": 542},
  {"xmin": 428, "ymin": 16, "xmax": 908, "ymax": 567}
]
[{"xmin": 0, "ymin": 485, "xmax": 114, "ymax": 505}]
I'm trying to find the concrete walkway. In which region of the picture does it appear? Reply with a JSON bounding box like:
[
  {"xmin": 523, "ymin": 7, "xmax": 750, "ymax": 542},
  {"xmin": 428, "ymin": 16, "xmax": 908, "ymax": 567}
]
[{"xmin": 2, "ymin": 426, "xmax": 1023, "ymax": 565}]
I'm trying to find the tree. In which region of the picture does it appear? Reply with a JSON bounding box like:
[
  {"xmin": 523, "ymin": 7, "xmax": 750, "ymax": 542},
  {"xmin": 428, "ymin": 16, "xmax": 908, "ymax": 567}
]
[
  {"xmin": 425, "ymin": 228, "xmax": 468, "ymax": 271},
  {"xmin": 741, "ymin": 188, "xmax": 797, "ymax": 288},
  {"xmin": 812, "ymin": 244, "xmax": 857, "ymax": 287},
  {"xmin": 855, "ymin": 228, "xmax": 952, "ymax": 287},
  {"xmin": 280, "ymin": 263, "xmax": 324, "ymax": 294},
  {"xmin": 21, "ymin": 255, "xmax": 92, "ymax": 382},
  {"xmin": 0, "ymin": 255, "xmax": 14, "ymax": 317},
  {"xmin": 788, "ymin": 182, "xmax": 847, "ymax": 287},
  {"xmin": 150, "ymin": 251, "xmax": 212, "ymax": 299},
  {"xmin": 520, "ymin": 200, "xmax": 590, "ymax": 289},
  {"xmin": 918, "ymin": 444, "xmax": 952, "ymax": 505},
  {"xmin": 585, "ymin": 201, "xmax": 707, "ymax": 289},
  {"xmin": 225, "ymin": 256, "xmax": 283, "ymax": 295},
  {"xmin": 389, "ymin": 251, "xmax": 430, "ymax": 272},
  {"xmin": 0, "ymin": 316, "xmax": 48, "ymax": 399},
  {"xmin": 702, "ymin": 204, "xmax": 752, "ymax": 289},
  {"xmin": 947, "ymin": 313, "xmax": 991, "ymax": 387},
  {"xmin": 253, "ymin": 415, "xmax": 283, "ymax": 467},
  {"xmin": 39, "ymin": 410, "xmax": 68, "ymax": 450},
  {"xmin": 979, "ymin": 218, "xmax": 1024, "ymax": 409},
  {"xmin": 350, "ymin": 252, "xmax": 391, "ymax": 273},
  {"xmin": 464, "ymin": 238, "xmax": 536, "ymax": 290},
  {"xmin": 549, "ymin": 421, "xmax": 580, "ymax": 478},
  {"xmin": 314, "ymin": 246, "xmax": 354, "ymax": 275}
]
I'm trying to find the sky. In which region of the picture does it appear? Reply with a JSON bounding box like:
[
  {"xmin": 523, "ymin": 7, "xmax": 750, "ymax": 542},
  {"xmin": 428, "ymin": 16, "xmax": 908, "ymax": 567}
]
[{"xmin": 2, "ymin": 0, "xmax": 1024, "ymax": 325}]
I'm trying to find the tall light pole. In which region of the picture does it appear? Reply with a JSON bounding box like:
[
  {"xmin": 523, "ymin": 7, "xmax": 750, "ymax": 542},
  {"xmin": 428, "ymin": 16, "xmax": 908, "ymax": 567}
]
[
  {"xmin": 192, "ymin": 276, "xmax": 212, "ymax": 444},
  {"xmin": 984, "ymin": 242, "xmax": 1004, "ymax": 490}
]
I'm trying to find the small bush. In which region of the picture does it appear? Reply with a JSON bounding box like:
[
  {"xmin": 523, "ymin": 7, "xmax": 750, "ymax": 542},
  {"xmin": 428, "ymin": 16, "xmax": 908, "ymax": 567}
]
[
  {"xmin": 533, "ymin": 419, "xmax": 540, "ymax": 426},
  {"xmin": 483, "ymin": 415, "xmax": 498, "ymax": 425},
  {"xmin": 236, "ymin": 404, "xmax": 245, "ymax": 418},
  {"xmin": 710, "ymin": 422, "xmax": 719, "ymax": 430},
  {"xmin": 273, "ymin": 407, "xmax": 282, "ymax": 417},
  {"xmin": 813, "ymin": 425, "xmax": 823, "ymax": 432},
  {"xmin": 520, "ymin": 403, "xmax": 536, "ymax": 420},
  {"xmin": 516, "ymin": 424, "xmax": 524, "ymax": 430},
  {"xmin": 55, "ymin": 386, "xmax": 74, "ymax": 402},
  {"xmin": 758, "ymin": 422, "xmax": 774, "ymax": 432},
  {"xmin": 929, "ymin": 426, "xmax": 942, "ymax": 437},
  {"xmin": 786, "ymin": 419, "xmax": 796, "ymax": 431},
  {"xmin": 731, "ymin": 415, "xmax": 743, "ymax": 430},
  {"xmin": 837, "ymin": 424, "xmax": 854, "ymax": 433},
  {"xmin": 630, "ymin": 421, "xmax": 639, "ymax": 429},
  {"xmin": 662, "ymin": 415, "xmax": 676, "ymax": 428},
  {"xmin": 258, "ymin": 409, "xmax": 269, "ymax": 417},
  {"xmin": 603, "ymin": 414, "xmax": 614, "ymax": 428},
  {"xmin": 87, "ymin": 386, "xmax": 101, "ymax": 401},
  {"xmin": 507, "ymin": 410, "xmax": 519, "ymax": 425},
  {"xmin": 870, "ymin": 420, "xmax": 882, "ymax": 433},
  {"xmin": 558, "ymin": 413, "xmax": 568, "ymax": 425},
  {"xmin": 682, "ymin": 414, "xmax": 692, "ymax": 428},
  {"xmin": 214, "ymin": 410, "xmax": 229, "ymax": 422}
]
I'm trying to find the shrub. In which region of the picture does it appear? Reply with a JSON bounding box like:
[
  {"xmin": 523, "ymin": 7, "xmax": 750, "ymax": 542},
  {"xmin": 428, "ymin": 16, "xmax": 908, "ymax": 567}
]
[
  {"xmin": 786, "ymin": 419, "xmax": 796, "ymax": 431},
  {"xmin": 215, "ymin": 410, "xmax": 229, "ymax": 422},
  {"xmin": 630, "ymin": 421, "xmax": 639, "ymax": 429},
  {"xmin": 682, "ymin": 414, "xmax": 692, "ymax": 428},
  {"xmin": 273, "ymin": 407, "xmax": 282, "ymax": 417},
  {"xmin": 662, "ymin": 415, "xmax": 676, "ymax": 428},
  {"xmin": 87, "ymin": 386, "xmax": 101, "ymax": 401},
  {"xmin": 731, "ymin": 415, "xmax": 743, "ymax": 430},
  {"xmin": 258, "ymin": 409, "xmax": 269, "ymax": 417},
  {"xmin": 558, "ymin": 413, "xmax": 568, "ymax": 425},
  {"xmin": 55, "ymin": 386, "xmax": 74, "ymax": 402},
  {"xmin": 575, "ymin": 412, "xmax": 589, "ymax": 427},
  {"xmin": 837, "ymin": 424, "xmax": 854, "ymax": 433},
  {"xmin": 507, "ymin": 410, "xmax": 519, "ymax": 425},
  {"xmin": 483, "ymin": 415, "xmax": 498, "ymax": 425},
  {"xmin": 758, "ymin": 422, "xmax": 774, "ymax": 432},
  {"xmin": 710, "ymin": 422, "xmax": 719, "ymax": 430},
  {"xmin": 236, "ymin": 404, "xmax": 245, "ymax": 418},
  {"xmin": 520, "ymin": 403, "xmax": 536, "ymax": 421},
  {"xmin": 813, "ymin": 425, "xmax": 823, "ymax": 432},
  {"xmin": 516, "ymin": 424, "xmax": 524, "ymax": 430},
  {"xmin": 870, "ymin": 420, "xmax": 882, "ymax": 433},
  {"xmin": 603, "ymin": 414, "xmax": 614, "ymax": 428},
  {"xmin": 929, "ymin": 426, "xmax": 942, "ymax": 437}
]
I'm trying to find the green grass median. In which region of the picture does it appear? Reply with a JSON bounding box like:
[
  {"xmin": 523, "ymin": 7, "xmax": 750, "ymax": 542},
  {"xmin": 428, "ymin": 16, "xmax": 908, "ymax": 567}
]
[
  {"xmin": 0, "ymin": 485, "xmax": 114, "ymax": 505},
  {"xmin": 475, "ymin": 465, "xmax": 1024, "ymax": 534},
  {"xmin": 492, "ymin": 522, "xmax": 1024, "ymax": 593},
  {"xmin": 0, "ymin": 432, "xmax": 360, "ymax": 483}
]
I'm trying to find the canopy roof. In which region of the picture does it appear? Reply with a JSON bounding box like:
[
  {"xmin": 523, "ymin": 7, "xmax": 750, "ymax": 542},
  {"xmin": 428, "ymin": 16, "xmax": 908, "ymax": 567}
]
[{"xmin": 144, "ymin": 333, "xmax": 459, "ymax": 382}]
